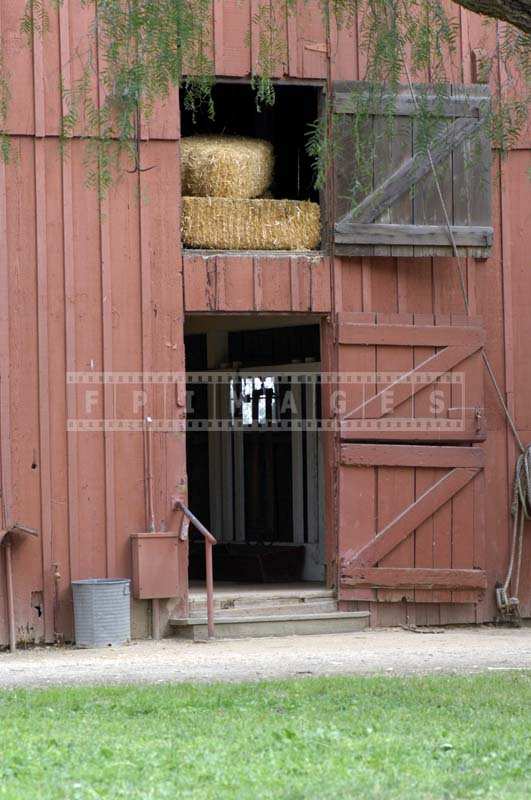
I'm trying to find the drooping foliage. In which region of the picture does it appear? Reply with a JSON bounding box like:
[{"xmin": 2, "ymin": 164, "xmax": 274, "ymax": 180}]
[{"xmin": 0, "ymin": 1, "xmax": 528, "ymax": 192}]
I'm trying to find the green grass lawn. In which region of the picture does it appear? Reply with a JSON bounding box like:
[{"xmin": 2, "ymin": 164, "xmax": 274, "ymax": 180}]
[{"xmin": 0, "ymin": 672, "xmax": 529, "ymax": 799}]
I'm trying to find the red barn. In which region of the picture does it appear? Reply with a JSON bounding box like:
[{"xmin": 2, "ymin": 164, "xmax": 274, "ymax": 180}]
[{"xmin": 0, "ymin": 1, "xmax": 529, "ymax": 646}]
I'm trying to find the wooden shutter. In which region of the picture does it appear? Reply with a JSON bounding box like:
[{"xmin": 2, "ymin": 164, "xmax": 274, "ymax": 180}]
[
  {"xmin": 339, "ymin": 444, "xmax": 486, "ymax": 604},
  {"xmin": 332, "ymin": 83, "xmax": 492, "ymax": 257},
  {"xmin": 337, "ymin": 312, "xmax": 486, "ymax": 442}
]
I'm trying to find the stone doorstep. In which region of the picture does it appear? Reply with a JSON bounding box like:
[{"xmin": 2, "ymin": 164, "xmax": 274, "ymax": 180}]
[
  {"xmin": 170, "ymin": 611, "xmax": 371, "ymax": 641},
  {"xmin": 188, "ymin": 600, "xmax": 339, "ymax": 618}
]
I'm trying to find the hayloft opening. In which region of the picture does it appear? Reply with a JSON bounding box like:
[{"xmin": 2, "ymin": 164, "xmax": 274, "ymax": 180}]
[
  {"xmin": 185, "ymin": 314, "xmax": 326, "ymax": 584},
  {"xmin": 180, "ymin": 81, "xmax": 322, "ymax": 203}
]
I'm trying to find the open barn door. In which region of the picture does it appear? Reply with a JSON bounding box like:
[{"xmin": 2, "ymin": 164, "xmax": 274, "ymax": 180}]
[{"xmin": 335, "ymin": 313, "xmax": 487, "ymax": 608}]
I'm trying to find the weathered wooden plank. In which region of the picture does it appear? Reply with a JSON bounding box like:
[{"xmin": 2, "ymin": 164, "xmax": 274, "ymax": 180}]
[
  {"xmin": 183, "ymin": 254, "xmax": 211, "ymax": 311},
  {"xmin": 332, "ymin": 81, "xmax": 491, "ymax": 95},
  {"xmin": 341, "ymin": 567, "xmax": 487, "ymax": 590},
  {"xmin": 335, "ymin": 224, "xmax": 493, "ymax": 247},
  {"xmin": 333, "ymin": 91, "xmax": 487, "ymax": 118},
  {"xmin": 340, "ymin": 310, "xmax": 486, "ymax": 326},
  {"xmin": 338, "ymin": 322, "xmax": 484, "ymax": 347},
  {"xmin": 217, "ymin": 255, "xmax": 254, "ymax": 311},
  {"xmin": 452, "ymin": 84, "xmax": 492, "ymax": 228},
  {"xmin": 413, "ymin": 116, "xmax": 454, "ymax": 257},
  {"xmin": 59, "ymin": 1, "xmax": 81, "ymax": 584},
  {"xmin": 373, "ymin": 116, "xmax": 413, "ymax": 256},
  {"xmin": 340, "ymin": 424, "xmax": 486, "ymax": 442},
  {"xmin": 340, "ymin": 426, "xmax": 487, "ymax": 442},
  {"xmin": 451, "ymin": 459, "xmax": 476, "ymax": 603},
  {"xmin": 413, "ymin": 462, "xmax": 437, "ymax": 605},
  {"xmin": 344, "ymin": 467, "xmax": 480, "ymax": 568},
  {"xmin": 334, "ymin": 243, "xmax": 485, "ymax": 258},
  {"xmin": 373, "ymin": 313, "xmax": 415, "ymax": 602},
  {"xmin": 259, "ymin": 256, "xmax": 292, "ymax": 310},
  {"xmin": 338, "ymin": 461, "xmax": 377, "ymax": 602},
  {"xmin": 340, "ymin": 444, "xmax": 485, "ymax": 468},
  {"xmin": 33, "ymin": 22, "xmax": 55, "ymax": 642},
  {"xmin": 216, "ymin": 0, "xmax": 252, "ymax": 77},
  {"xmin": 309, "ymin": 256, "xmax": 332, "ymax": 312}
]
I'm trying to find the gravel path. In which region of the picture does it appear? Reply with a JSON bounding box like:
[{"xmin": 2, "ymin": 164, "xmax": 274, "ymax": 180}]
[{"xmin": 1, "ymin": 626, "xmax": 530, "ymax": 688}]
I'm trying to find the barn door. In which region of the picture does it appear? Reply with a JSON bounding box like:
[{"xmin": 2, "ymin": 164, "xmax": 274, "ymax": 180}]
[
  {"xmin": 339, "ymin": 444, "xmax": 486, "ymax": 603},
  {"xmin": 336, "ymin": 313, "xmax": 487, "ymax": 606},
  {"xmin": 332, "ymin": 82, "xmax": 492, "ymax": 258},
  {"xmin": 337, "ymin": 312, "xmax": 486, "ymax": 442}
]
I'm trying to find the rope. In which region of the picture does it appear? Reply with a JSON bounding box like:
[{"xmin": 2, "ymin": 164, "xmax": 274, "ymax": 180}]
[
  {"xmin": 400, "ymin": 59, "xmax": 528, "ymax": 613},
  {"xmin": 506, "ymin": 446, "xmax": 531, "ymax": 596}
]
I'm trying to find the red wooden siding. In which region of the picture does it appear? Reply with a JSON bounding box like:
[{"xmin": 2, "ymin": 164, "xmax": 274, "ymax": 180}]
[
  {"xmin": 183, "ymin": 254, "xmax": 331, "ymax": 312},
  {"xmin": 0, "ymin": 0, "xmax": 187, "ymax": 644}
]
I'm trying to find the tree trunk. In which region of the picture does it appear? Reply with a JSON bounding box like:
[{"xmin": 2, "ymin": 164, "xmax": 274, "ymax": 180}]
[{"xmin": 452, "ymin": 0, "xmax": 531, "ymax": 34}]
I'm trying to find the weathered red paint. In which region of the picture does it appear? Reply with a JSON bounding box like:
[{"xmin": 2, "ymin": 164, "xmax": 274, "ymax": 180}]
[{"xmin": 0, "ymin": 1, "xmax": 529, "ymax": 643}]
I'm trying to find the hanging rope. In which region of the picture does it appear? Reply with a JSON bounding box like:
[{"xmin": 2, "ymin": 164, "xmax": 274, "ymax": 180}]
[
  {"xmin": 400, "ymin": 58, "xmax": 528, "ymax": 617},
  {"xmin": 498, "ymin": 445, "xmax": 531, "ymax": 616}
]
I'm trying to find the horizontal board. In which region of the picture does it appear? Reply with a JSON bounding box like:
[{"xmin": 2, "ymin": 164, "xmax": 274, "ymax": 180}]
[
  {"xmin": 339, "ymin": 424, "xmax": 486, "ymax": 442},
  {"xmin": 334, "ymin": 92, "xmax": 487, "ymax": 118},
  {"xmin": 339, "ymin": 588, "xmax": 483, "ymax": 604},
  {"xmin": 333, "ymin": 81, "xmax": 491, "ymax": 96},
  {"xmin": 338, "ymin": 323, "xmax": 484, "ymax": 347},
  {"xmin": 334, "ymin": 224, "xmax": 493, "ymax": 248},
  {"xmin": 341, "ymin": 567, "xmax": 487, "ymax": 591},
  {"xmin": 340, "ymin": 444, "xmax": 485, "ymax": 469},
  {"xmin": 334, "ymin": 244, "xmax": 490, "ymax": 258}
]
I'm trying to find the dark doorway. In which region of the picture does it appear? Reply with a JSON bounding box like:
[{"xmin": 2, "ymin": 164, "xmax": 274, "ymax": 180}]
[{"xmin": 184, "ymin": 315, "xmax": 324, "ymax": 583}]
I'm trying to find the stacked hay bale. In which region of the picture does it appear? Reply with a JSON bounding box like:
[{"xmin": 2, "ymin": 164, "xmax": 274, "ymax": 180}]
[{"xmin": 181, "ymin": 135, "xmax": 320, "ymax": 251}]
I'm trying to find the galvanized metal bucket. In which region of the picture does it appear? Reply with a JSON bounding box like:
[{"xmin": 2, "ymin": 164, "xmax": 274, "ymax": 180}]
[{"xmin": 72, "ymin": 578, "xmax": 131, "ymax": 647}]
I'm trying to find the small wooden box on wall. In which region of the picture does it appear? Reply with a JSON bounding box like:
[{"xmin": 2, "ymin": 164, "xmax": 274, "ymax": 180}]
[{"xmin": 131, "ymin": 533, "xmax": 180, "ymax": 599}]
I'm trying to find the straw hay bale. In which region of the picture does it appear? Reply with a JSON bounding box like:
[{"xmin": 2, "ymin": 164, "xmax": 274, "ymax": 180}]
[
  {"xmin": 181, "ymin": 135, "xmax": 274, "ymax": 198},
  {"xmin": 182, "ymin": 197, "xmax": 321, "ymax": 251}
]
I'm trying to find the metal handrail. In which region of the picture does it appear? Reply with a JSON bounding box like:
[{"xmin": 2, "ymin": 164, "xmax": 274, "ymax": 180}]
[{"xmin": 174, "ymin": 500, "xmax": 216, "ymax": 639}]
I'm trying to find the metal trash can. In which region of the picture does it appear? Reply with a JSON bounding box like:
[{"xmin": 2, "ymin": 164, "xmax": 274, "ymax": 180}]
[{"xmin": 72, "ymin": 579, "xmax": 131, "ymax": 647}]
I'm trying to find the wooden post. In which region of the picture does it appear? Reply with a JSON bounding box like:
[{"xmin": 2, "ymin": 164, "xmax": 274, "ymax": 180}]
[{"xmin": 4, "ymin": 541, "xmax": 16, "ymax": 653}]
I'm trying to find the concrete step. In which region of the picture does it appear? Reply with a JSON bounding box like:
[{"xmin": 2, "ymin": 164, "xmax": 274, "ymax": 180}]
[
  {"xmin": 189, "ymin": 586, "xmax": 336, "ymax": 615},
  {"xmin": 170, "ymin": 611, "xmax": 370, "ymax": 641},
  {"xmin": 189, "ymin": 599, "xmax": 338, "ymax": 618}
]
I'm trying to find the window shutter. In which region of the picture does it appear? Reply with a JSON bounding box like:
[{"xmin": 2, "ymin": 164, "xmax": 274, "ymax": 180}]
[{"xmin": 332, "ymin": 82, "xmax": 493, "ymax": 258}]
